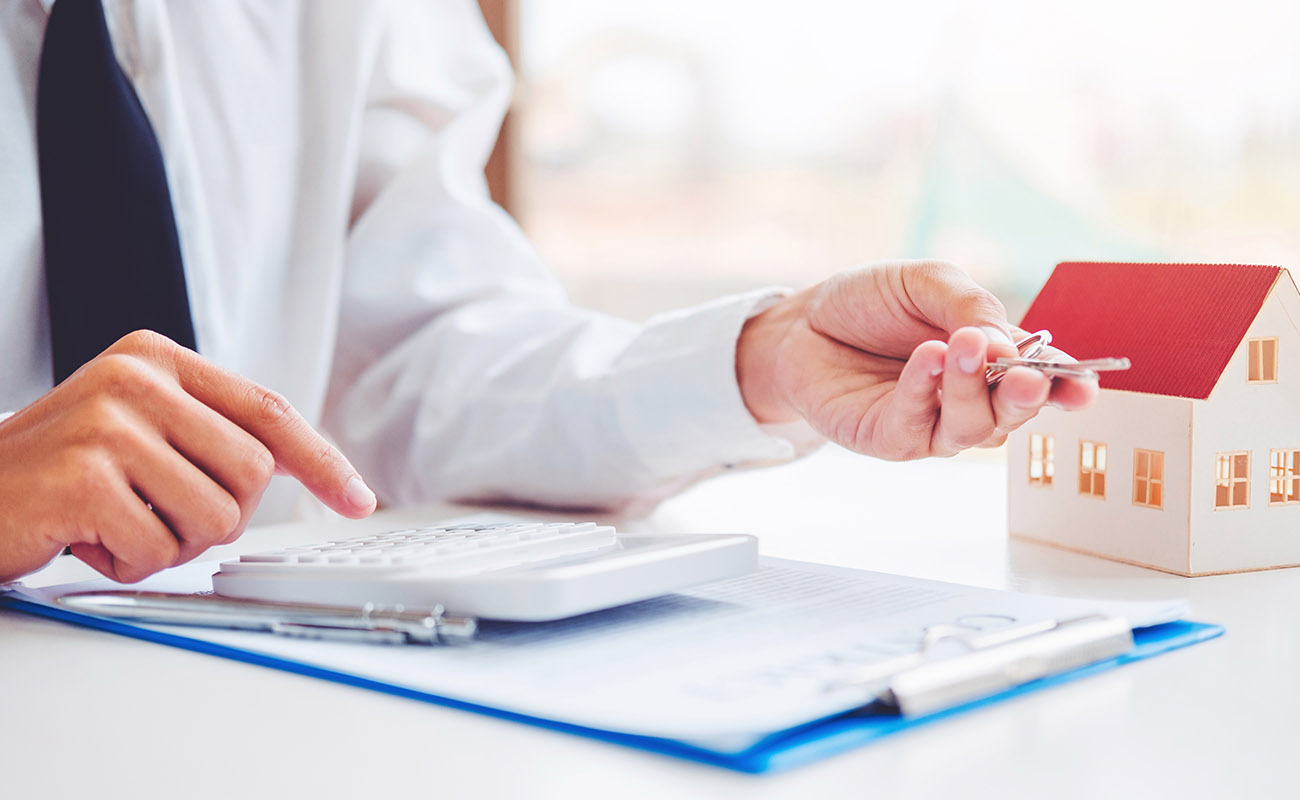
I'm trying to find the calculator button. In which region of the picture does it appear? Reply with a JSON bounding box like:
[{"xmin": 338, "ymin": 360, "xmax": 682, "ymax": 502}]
[{"xmin": 221, "ymin": 521, "xmax": 619, "ymax": 581}]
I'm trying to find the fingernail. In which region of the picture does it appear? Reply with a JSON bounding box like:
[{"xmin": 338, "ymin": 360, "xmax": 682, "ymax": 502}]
[
  {"xmin": 980, "ymin": 326, "xmax": 1015, "ymax": 347},
  {"xmin": 345, "ymin": 475, "xmax": 376, "ymax": 510}
]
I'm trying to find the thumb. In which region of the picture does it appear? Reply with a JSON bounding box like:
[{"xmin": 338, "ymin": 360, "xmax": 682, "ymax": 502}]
[{"xmin": 906, "ymin": 262, "xmax": 1017, "ymax": 357}]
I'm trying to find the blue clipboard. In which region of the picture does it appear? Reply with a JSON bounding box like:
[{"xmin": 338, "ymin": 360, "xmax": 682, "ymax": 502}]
[{"xmin": 0, "ymin": 593, "xmax": 1221, "ymax": 774}]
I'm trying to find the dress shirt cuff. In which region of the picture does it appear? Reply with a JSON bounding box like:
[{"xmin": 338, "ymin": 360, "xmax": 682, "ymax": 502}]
[{"xmin": 612, "ymin": 287, "xmax": 825, "ymax": 484}]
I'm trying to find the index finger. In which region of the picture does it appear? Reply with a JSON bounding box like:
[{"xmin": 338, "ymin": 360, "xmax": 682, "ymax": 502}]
[{"xmin": 166, "ymin": 347, "xmax": 377, "ymax": 518}]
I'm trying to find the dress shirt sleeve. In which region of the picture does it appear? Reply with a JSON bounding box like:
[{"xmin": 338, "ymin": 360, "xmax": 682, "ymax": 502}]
[{"xmin": 322, "ymin": 0, "xmax": 820, "ymax": 510}]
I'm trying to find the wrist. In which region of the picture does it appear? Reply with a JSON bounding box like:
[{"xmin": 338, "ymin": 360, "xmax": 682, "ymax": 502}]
[{"xmin": 736, "ymin": 293, "xmax": 805, "ymax": 424}]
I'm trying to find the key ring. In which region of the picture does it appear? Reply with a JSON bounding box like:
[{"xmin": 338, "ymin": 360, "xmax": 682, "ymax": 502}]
[
  {"xmin": 1014, "ymin": 330, "xmax": 1052, "ymax": 360},
  {"xmin": 986, "ymin": 330, "xmax": 1052, "ymax": 385}
]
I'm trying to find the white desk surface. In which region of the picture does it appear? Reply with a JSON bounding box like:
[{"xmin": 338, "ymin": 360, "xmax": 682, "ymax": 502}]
[{"xmin": 2, "ymin": 446, "xmax": 1293, "ymax": 799}]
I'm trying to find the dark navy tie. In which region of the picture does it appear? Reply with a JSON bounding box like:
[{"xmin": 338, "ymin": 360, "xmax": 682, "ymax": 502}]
[{"xmin": 37, "ymin": 0, "xmax": 197, "ymax": 384}]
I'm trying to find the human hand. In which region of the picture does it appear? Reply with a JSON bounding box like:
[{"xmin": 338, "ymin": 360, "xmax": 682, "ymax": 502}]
[
  {"xmin": 0, "ymin": 330, "xmax": 376, "ymax": 583},
  {"xmin": 735, "ymin": 260, "xmax": 1097, "ymax": 459}
]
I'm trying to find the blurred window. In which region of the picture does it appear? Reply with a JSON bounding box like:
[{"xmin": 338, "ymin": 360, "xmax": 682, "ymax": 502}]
[
  {"xmin": 1215, "ymin": 452, "xmax": 1251, "ymax": 509},
  {"xmin": 1248, "ymin": 337, "xmax": 1278, "ymax": 383},
  {"xmin": 512, "ymin": 0, "xmax": 1300, "ymax": 321},
  {"xmin": 1028, "ymin": 432, "xmax": 1054, "ymax": 486},
  {"xmin": 1269, "ymin": 449, "xmax": 1300, "ymax": 505},
  {"xmin": 1133, "ymin": 449, "xmax": 1163, "ymax": 509},
  {"xmin": 1079, "ymin": 441, "xmax": 1106, "ymax": 498}
]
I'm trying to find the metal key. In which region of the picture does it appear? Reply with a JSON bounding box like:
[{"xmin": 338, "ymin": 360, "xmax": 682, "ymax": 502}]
[
  {"xmin": 985, "ymin": 329, "xmax": 1130, "ymax": 384},
  {"xmin": 988, "ymin": 356, "xmax": 1131, "ymax": 381}
]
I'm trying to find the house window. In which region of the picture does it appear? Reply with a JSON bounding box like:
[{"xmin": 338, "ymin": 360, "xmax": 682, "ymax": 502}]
[
  {"xmin": 1248, "ymin": 338, "xmax": 1278, "ymax": 383},
  {"xmin": 1270, "ymin": 449, "xmax": 1300, "ymax": 505},
  {"xmin": 1215, "ymin": 452, "xmax": 1250, "ymax": 509},
  {"xmin": 1133, "ymin": 449, "xmax": 1164, "ymax": 509},
  {"xmin": 1078, "ymin": 441, "xmax": 1107, "ymax": 498},
  {"xmin": 1028, "ymin": 433, "xmax": 1054, "ymax": 486}
]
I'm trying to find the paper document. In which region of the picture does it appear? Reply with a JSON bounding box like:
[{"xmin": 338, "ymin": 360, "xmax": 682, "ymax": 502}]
[{"xmin": 9, "ymin": 558, "xmax": 1186, "ymax": 751}]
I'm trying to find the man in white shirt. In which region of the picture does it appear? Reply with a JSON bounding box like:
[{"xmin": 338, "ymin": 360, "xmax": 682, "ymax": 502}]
[{"xmin": 0, "ymin": 1, "xmax": 1094, "ymax": 583}]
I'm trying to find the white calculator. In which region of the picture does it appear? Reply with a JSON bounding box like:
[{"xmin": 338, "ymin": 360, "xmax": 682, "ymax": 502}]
[{"xmin": 212, "ymin": 522, "xmax": 757, "ymax": 621}]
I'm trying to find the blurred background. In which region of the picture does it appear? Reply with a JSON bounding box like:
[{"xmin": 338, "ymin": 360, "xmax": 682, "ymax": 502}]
[{"xmin": 480, "ymin": 0, "xmax": 1300, "ymax": 322}]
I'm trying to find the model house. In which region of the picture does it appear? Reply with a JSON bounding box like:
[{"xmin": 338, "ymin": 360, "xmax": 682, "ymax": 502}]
[{"xmin": 1006, "ymin": 262, "xmax": 1300, "ymax": 576}]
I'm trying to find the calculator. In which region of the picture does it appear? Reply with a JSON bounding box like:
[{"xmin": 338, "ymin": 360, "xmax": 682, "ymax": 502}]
[{"xmin": 212, "ymin": 522, "xmax": 758, "ymax": 621}]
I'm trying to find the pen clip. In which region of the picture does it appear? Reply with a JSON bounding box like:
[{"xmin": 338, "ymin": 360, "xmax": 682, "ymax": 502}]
[{"xmin": 353, "ymin": 604, "xmax": 479, "ymax": 645}]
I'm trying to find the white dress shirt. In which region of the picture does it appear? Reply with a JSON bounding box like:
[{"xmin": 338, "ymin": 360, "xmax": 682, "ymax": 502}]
[{"xmin": 0, "ymin": 0, "xmax": 808, "ymax": 523}]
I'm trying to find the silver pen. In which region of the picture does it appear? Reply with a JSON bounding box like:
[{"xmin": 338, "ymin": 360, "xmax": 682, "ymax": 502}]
[
  {"xmin": 826, "ymin": 615, "xmax": 1134, "ymax": 717},
  {"xmin": 56, "ymin": 590, "xmax": 477, "ymax": 645}
]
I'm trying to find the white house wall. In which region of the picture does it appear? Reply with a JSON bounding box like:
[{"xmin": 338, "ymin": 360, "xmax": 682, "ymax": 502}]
[
  {"xmin": 1008, "ymin": 392, "xmax": 1192, "ymax": 574},
  {"xmin": 1189, "ymin": 281, "xmax": 1300, "ymax": 574}
]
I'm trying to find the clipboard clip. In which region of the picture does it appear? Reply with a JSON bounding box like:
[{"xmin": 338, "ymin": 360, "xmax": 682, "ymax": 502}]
[
  {"xmin": 55, "ymin": 590, "xmax": 479, "ymax": 646},
  {"xmin": 827, "ymin": 614, "xmax": 1135, "ymax": 717}
]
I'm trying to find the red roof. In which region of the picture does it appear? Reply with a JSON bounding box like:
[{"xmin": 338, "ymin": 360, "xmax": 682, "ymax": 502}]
[{"xmin": 1018, "ymin": 262, "xmax": 1286, "ymax": 399}]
